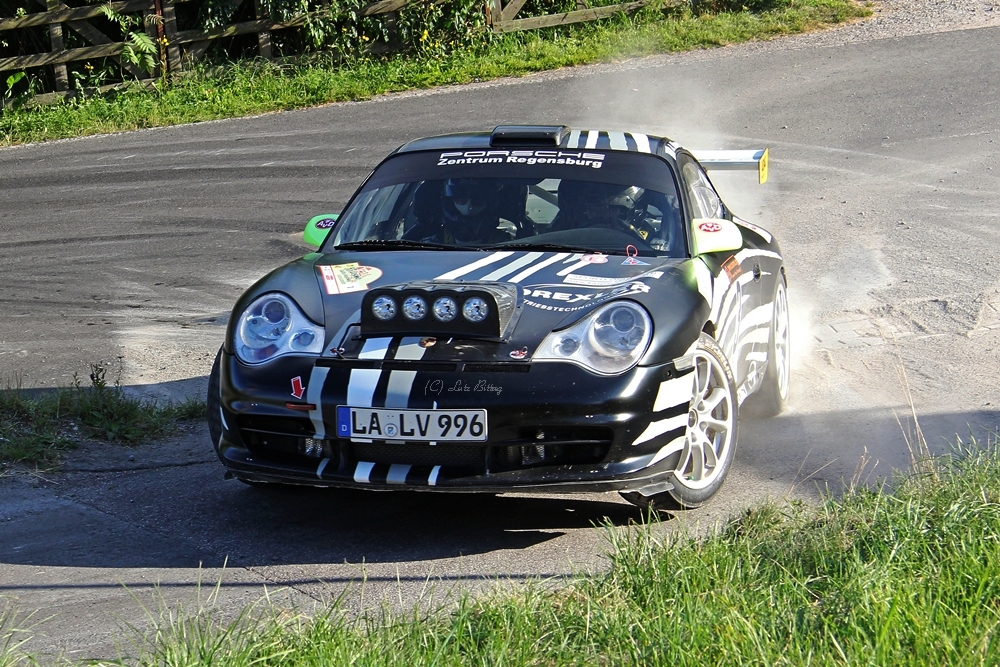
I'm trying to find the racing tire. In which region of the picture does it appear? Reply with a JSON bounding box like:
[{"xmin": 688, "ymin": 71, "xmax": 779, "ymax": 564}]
[
  {"xmin": 744, "ymin": 274, "xmax": 790, "ymax": 419},
  {"xmin": 207, "ymin": 347, "xmax": 223, "ymax": 449},
  {"xmin": 625, "ymin": 333, "xmax": 739, "ymax": 511}
]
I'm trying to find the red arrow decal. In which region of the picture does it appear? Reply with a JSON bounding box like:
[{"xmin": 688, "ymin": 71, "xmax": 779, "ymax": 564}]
[{"xmin": 290, "ymin": 376, "xmax": 305, "ymax": 399}]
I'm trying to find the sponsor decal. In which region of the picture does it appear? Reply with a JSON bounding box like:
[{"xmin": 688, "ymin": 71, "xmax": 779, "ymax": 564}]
[
  {"xmin": 319, "ymin": 263, "xmax": 382, "ymax": 295},
  {"xmin": 290, "ymin": 376, "xmax": 305, "ymax": 399},
  {"xmin": 699, "ymin": 221, "xmax": 723, "ymax": 233},
  {"xmin": 622, "ymin": 245, "xmax": 649, "ymax": 266},
  {"xmin": 523, "ymin": 282, "xmax": 650, "ymax": 312},
  {"xmin": 509, "ymin": 347, "xmax": 529, "ymax": 360},
  {"xmin": 563, "ymin": 271, "xmax": 664, "ymax": 287},
  {"xmin": 581, "ymin": 254, "xmax": 608, "ymax": 264},
  {"xmin": 721, "ymin": 255, "xmax": 743, "ymax": 281},
  {"xmin": 437, "ymin": 150, "xmax": 606, "ymax": 169},
  {"xmin": 419, "ymin": 337, "xmax": 437, "ymax": 348},
  {"xmin": 314, "ymin": 218, "xmax": 337, "ymax": 230}
]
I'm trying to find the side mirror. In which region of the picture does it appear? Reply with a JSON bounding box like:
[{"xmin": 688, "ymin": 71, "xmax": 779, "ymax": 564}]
[
  {"xmin": 691, "ymin": 218, "xmax": 744, "ymax": 256},
  {"xmin": 304, "ymin": 213, "xmax": 338, "ymax": 248}
]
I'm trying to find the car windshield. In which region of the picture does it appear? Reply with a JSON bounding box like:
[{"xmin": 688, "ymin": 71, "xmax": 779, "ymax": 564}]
[{"xmin": 327, "ymin": 149, "xmax": 685, "ymax": 257}]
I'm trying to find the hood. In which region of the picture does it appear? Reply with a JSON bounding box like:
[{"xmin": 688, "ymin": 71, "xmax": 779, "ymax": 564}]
[
  {"xmin": 298, "ymin": 249, "xmax": 708, "ymax": 365},
  {"xmin": 228, "ymin": 250, "xmax": 708, "ymax": 365}
]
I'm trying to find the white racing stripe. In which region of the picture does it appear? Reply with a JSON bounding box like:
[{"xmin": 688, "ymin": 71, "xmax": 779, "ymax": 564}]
[
  {"xmin": 652, "ymin": 374, "xmax": 694, "ymax": 412},
  {"xmin": 480, "ymin": 252, "xmax": 543, "ymax": 281},
  {"xmin": 347, "ymin": 370, "xmax": 381, "ymax": 406},
  {"xmin": 428, "ymin": 465, "xmax": 441, "ymax": 486},
  {"xmin": 585, "ymin": 130, "xmax": 599, "ymax": 149},
  {"xmin": 354, "ymin": 461, "xmax": 375, "ymax": 483},
  {"xmin": 631, "ymin": 414, "xmax": 687, "ymax": 446},
  {"xmin": 567, "ymin": 129, "xmax": 581, "ymax": 148},
  {"xmin": 307, "ymin": 366, "xmax": 331, "ymax": 438},
  {"xmin": 740, "ymin": 302, "xmax": 774, "ymax": 333},
  {"xmin": 347, "ymin": 338, "xmax": 391, "ymax": 443},
  {"xmin": 435, "ymin": 252, "xmax": 514, "ymax": 281},
  {"xmin": 358, "ymin": 337, "xmax": 391, "ymax": 360},
  {"xmin": 509, "ymin": 252, "xmax": 570, "ymax": 283},
  {"xmin": 384, "ymin": 336, "xmax": 426, "ymax": 408},
  {"xmin": 648, "ymin": 436, "xmax": 686, "ymax": 466},
  {"xmin": 694, "ymin": 259, "xmax": 713, "ymax": 306},
  {"xmin": 316, "ymin": 457, "xmax": 330, "ymax": 479},
  {"xmin": 735, "ymin": 248, "xmax": 782, "ymax": 263},
  {"xmin": 387, "ymin": 464, "xmax": 411, "ymax": 485},
  {"xmin": 609, "ymin": 132, "xmax": 627, "ymax": 150},
  {"xmin": 384, "ymin": 371, "xmax": 418, "ymax": 409},
  {"xmin": 557, "ymin": 260, "xmax": 592, "ymax": 277},
  {"xmin": 630, "ymin": 133, "xmax": 651, "ymax": 153}
]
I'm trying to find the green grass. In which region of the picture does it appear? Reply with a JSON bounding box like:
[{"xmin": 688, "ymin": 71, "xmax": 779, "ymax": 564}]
[
  {"xmin": 0, "ymin": 364, "xmax": 206, "ymax": 465},
  {"xmin": 0, "ymin": 0, "xmax": 870, "ymax": 145},
  {"xmin": 5, "ymin": 440, "xmax": 997, "ymax": 666}
]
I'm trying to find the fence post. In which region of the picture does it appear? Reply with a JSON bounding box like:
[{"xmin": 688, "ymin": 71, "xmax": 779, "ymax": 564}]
[
  {"xmin": 46, "ymin": 0, "xmax": 69, "ymax": 90},
  {"xmin": 489, "ymin": 0, "xmax": 502, "ymax": 31},
  {"xmin": 160, "ymin": 0, "xmax": 181, "ymax": 73},
  {"xmin": 254, "ymin": 0, "xmax": 272, "ymax": 58}
]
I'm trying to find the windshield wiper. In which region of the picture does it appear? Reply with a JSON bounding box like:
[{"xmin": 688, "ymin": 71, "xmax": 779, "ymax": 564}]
[{"xmin": 335, "ymin": 239, "xmax": 460, "ymax": 251}]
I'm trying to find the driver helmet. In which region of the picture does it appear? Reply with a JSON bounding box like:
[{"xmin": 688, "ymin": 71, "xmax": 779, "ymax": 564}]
[
  {"xmin": 443, "ymin": 179, "xmax": 497, "ymax": 219},
  {"xmin": 559, "ymin": 181, "xmax": 644, "ymax": 228}
]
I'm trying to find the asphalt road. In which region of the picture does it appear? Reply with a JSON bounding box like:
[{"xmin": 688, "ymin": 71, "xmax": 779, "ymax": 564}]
[{"xmin": 2, "ymin": 18, "xmax": 1000, "ymax": 662}]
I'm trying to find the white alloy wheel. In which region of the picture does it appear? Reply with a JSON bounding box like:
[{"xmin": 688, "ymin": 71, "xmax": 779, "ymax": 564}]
[{"xmin": 673, "ymin": 336, "xmax": 736, "ymax": 492}]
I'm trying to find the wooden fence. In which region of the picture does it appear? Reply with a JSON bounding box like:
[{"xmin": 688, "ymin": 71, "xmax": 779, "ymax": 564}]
[{"xmin": 0, "ymin": 0, "xmax": 654, "ymax": 102}]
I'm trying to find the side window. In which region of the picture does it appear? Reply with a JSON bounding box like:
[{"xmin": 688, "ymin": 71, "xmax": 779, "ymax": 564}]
[{"xmin": 679, "ymin": 158, "xmax": 723, "ymax": 220}]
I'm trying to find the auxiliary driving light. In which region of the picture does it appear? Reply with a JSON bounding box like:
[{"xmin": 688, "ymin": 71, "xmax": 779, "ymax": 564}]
[
  {"xmin": 372, "ymin": 296, "xmax": 397, "ymax": 321},
  {"xmin": 402, "ymin": 296, "xmax": 428, "ymax": 321},
  {"xmin": 463, "ymin": 296, "xmax": 489, "ymax": 323},
  {"xmin": 432, "ymin": 296, "xmax": 458, "ymax": 322}
]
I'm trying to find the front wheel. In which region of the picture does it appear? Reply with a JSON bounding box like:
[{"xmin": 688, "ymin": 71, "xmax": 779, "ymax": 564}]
[{"xmin": 623, "ymin": 333, "xmax": 739, "ymax": 511}]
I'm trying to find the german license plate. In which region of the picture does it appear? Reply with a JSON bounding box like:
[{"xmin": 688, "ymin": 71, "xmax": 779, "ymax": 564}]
[{"xmin": 336, "ymin": 406, "xmax": 488, "ymax": 442}]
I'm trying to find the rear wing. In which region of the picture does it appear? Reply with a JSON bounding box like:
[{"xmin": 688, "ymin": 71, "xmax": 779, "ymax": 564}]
[{"xmin": 690, "ymin": 149, "xmax": 769, "ymax": 185}]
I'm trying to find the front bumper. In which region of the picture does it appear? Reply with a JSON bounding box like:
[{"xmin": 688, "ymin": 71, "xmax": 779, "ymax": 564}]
[{"xmin": 215, "ymin": 351, "xmax": 692, "ymax": 493}]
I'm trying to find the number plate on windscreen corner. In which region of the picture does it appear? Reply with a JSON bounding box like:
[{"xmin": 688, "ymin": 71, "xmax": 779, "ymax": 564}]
[{"xmin": 336, "ymin": 406, "xmax": 488, "ymax": 442}]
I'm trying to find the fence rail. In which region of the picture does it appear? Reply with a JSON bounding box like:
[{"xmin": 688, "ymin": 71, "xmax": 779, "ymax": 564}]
[{"xmin": 1, "ymin": 0, "xmax": 653, "ymax": 102}]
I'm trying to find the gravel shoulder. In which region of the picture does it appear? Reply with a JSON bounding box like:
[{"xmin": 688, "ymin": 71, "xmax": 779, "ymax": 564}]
[{"xmin": 2, "ymin": 4, "xmax": 1000, "ymax": 662}]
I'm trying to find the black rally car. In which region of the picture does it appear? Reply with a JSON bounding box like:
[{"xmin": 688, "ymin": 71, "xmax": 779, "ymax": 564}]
[{"xmin": 208, "ymin": 125, "xmax": 789, "ymax": 510}]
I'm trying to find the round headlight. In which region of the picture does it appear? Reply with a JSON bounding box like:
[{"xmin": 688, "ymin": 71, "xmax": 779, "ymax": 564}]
[
  {"xmin": 235, "ymin": 293, "xmax": 325, "ymax": 364},
  {"xmin": 372, "ymin": 296, "xmax": 397, "ymax": 321},
  {"xmin": 590, "ymin": 304, "xmax": 646, "ymax": 356},
  {"xmin": 243, "ymin": 298, "xmax": 290, "ymax": 348},
  {"xmin": 463, "ymin": 297, "xmax": 489, "ymax": 323},
  {"xmin": 433, "ymin": 297, "xmax": 458, "ymax": 322},
  {"xmin": 403, "ymin": 296, "xmax": 428, "ymax": 321}
]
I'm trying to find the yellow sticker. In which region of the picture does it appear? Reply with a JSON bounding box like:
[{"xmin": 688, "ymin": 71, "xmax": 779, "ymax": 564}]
[
  {"xmin": 758, "ymin": 148, "xmax": 769, "ymax": 185},
  {"xmin": 319, "ymin": 263, "xmax": 383, "ymax": 295}
]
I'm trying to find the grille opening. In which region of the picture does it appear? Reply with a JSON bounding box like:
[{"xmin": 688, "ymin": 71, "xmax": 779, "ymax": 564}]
[
  {"xmin": 242, "ymin": 431, "xmax": 336, "ymax": 459},
  {"xmin": 238, "ymin": 415, "xmax": 313, "ymax": 437},
  {"xmin": 488, "ymin": 426, "xmax": 613, "ymax": 472}
]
